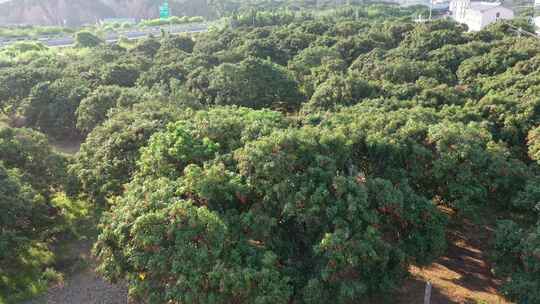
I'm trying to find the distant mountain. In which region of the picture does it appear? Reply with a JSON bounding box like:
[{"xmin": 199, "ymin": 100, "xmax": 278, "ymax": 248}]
[{"xmin": 0, "ymin": 0, "xmax": 212, "ymax": 26}]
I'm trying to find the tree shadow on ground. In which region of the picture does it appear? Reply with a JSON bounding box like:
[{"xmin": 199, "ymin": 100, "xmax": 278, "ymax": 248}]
[{"xmin": 390, "ymin": 217, "xmax": 510, "ymax": 304}]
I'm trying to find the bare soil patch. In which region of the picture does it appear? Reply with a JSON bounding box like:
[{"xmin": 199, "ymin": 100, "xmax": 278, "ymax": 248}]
[
  {"xmin": 23, "ymin": 240, "xmax": 128, "ymax": 304},
  {"xmin": 49, "ymin": 139, "xmax": 82, "ymax": 155},
  {"xmin": 395, "ymin": 218, "xmax": 510, "ymax": 304}
]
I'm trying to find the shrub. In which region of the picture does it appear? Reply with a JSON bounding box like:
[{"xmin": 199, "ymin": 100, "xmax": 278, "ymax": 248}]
[
  {"xmin": 528, "ymin": 126, "xmax": 540, "ymax": 163},
  {"xmin": 0, "ymin": 163, "xmax": 53, "ymax": 300},
  {"xmin": 304, "ymin": 73, "xmax": 377, "ymax": 111},
  {"xmin": 75, "ymin": 31, "xmax": 104, "ymax": 48},
  {"xmin": 94, "ymin": 115, "xmax": 446, "ymax": 303},
  {"xmin": 100, "ymin": 62, "xmax": 141, "ymax": 87},
  {"xmin": 70, "ymin": 101, "xmax": 188, "ymax": 204},
  {"xmin": 203, "ymin": 57, "xmax": 303, "ymax": 110},
  {"xmin": 492, "ymin": 220, "xmax": 540, "ymax": 304},
  {"xmin": 160, "ymin": 35, "xmax": 196, "ymax": 53},
  {"xmin": 0, "ymin": 127, "xmax": 68, "ymax": 301},
  {"xmin": 0, "ymin": 127, "xmax": 67, "ymax": 195},
  {"xmin": 76, "ymin": 86, "xmax": 146, "ymax": 134},
  {"xmin": 23, "ymin": 77, "xmax": 90, "ymax": 139}
]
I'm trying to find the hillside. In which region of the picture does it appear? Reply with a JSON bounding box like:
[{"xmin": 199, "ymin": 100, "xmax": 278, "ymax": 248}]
[{"xmin": 0, "ymin": 0, "xmax": 212, "ymax": 26}]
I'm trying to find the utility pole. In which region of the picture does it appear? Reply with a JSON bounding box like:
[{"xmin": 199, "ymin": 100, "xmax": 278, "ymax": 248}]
[
  {"xmin": 424, "ymin": 282, "xmax": 432, "ymax": 304},
  {"xmin": 429, "ymin": 0, "xmax": 433, "ymax": 20}
]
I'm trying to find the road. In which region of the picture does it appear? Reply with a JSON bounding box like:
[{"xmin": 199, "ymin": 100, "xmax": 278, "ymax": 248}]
[{"xmin": 0, "ymin": 22, "xmax": 208, "ymax": 48}]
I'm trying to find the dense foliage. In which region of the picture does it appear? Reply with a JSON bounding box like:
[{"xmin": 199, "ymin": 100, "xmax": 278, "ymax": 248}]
[
  {"xmin": 70, "ymin": 100, "xmax": 190, "ymax": 204},
  {"xmin": 140, "ymin": 16, "xmax": 205, "ymax": 27},
  {"xmin": 0, "ymin": 127, "xmax": 70, "ymax": 302},
  {"xmin": 3, "ymin": 2, "xmax": 540, "ymax": 303},
  {"xmin": 74, "ymin": 31, "xmax": 104, "ymax": 48}
]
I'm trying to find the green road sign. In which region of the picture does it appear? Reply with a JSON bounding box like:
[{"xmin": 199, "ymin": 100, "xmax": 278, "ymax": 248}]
[{"xmin": 159, "ymin": 1, "xmax": 170, "ymax": 19}]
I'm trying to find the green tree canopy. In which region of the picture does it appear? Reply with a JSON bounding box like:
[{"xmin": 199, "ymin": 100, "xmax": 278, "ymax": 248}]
[{"xmin": 75, "ymin": 31, "xmax": 104, "ymax": 48}]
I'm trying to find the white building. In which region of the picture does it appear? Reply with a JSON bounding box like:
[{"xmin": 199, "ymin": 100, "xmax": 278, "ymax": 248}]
[{"xmin": 449, "ymin": 0, "xmax": 514, "ymax": 31}]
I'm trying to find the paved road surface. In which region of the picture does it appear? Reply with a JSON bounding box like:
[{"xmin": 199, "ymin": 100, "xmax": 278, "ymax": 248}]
[{"xmin": 0, "ymin": 23, "xmax": 208, "ymax": 48}]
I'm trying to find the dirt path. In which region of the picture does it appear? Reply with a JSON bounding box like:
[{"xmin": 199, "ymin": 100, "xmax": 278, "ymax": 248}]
[
  {"xmin": 50, "ymin": 139, "xmax": 82, "ymax": 155},
  {"xmin": 395, "ymin": 218, "xmax": 511, "ymax": 304},
  {"xmin": 24, "ymin": 240, "xmax": 128, "ymax": 304},
  {"xmin": 21, "ymin": 139, "xmax": 130, "ymax": 304}
]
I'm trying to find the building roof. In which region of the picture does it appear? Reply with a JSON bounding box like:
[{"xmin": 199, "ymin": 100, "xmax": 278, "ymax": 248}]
[{"xmin": 468, "ymin": 1, "xmax": 505, "ymax": 12}]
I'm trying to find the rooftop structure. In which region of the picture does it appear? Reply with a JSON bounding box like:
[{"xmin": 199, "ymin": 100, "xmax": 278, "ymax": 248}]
[{"xmin": 450, "ymin": 0, "xmax": 513, "ymax": 31}]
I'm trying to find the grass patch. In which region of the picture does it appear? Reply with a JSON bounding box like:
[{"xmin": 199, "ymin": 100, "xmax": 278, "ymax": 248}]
[
  {"xmin": 0, "ymin": 242, "xmax": 59, "ymax": 304},
  {"xmin": 0, "ymin": 115, "xmax": 8, "ymax": 128},
  {"xmin": 50, "ymin": 192, "xmax": 92, "ymax": 236}
]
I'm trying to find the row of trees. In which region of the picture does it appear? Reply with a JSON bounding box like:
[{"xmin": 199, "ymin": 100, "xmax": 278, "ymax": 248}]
[
  {"xmin": 140, "ymin": 16, "xmax": 205, "ymax": 27},
  {"xmin": 0, "ymin": 127, "xmax": 70, "ymax": 301}
]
